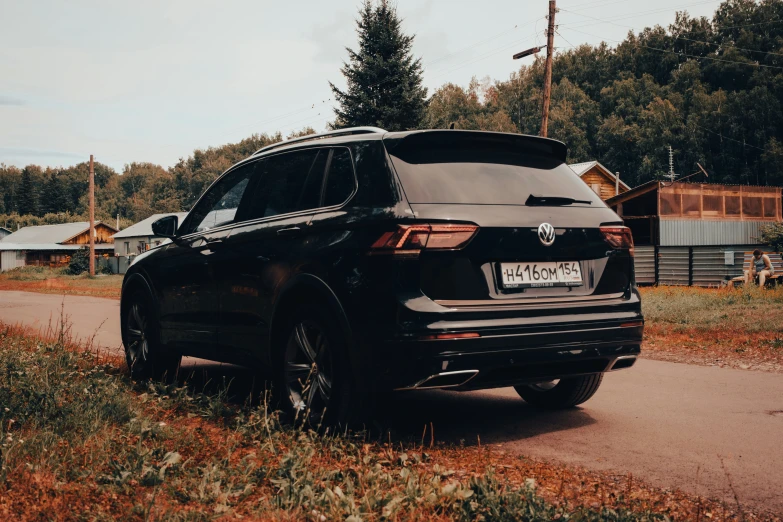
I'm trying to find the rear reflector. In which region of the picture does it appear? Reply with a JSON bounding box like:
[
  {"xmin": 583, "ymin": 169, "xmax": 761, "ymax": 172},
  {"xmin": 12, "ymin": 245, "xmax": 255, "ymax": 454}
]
[
  {"xmin": 600, "ymin": 226, "xmax": 634, "ymax": 257},
  {"xmin": 372, "ymin": 224, "xmax": 478, "ymax": 252},
  {"xmin": 422, "ymin": 332, "xmax": 480, "ymax": 340},
  {"xmin": 620, "ymin": 321, "xmax": 644, "ymax": 328}
]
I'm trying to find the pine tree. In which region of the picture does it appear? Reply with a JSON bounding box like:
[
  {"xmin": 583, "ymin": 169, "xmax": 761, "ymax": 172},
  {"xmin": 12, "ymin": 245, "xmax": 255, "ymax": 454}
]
[
  {"xmin": 17, "ymin": 167, "xmax": 39, "ymax": 216},
  {"xmin": 330, "ymin": 0, "xmax": 427, "ymax": 131}
]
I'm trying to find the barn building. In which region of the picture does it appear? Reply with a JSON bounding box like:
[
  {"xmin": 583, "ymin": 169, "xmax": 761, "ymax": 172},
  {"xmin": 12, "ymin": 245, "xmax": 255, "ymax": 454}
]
[
  {"xmin": 606, "ymin": 181, "xmax": 783, "ymax": 286},
  {"xmin": 0, "ymin": 221, "xmax": 117, "ymax": 272},
  {"xmin": 569, "ymin": 161, "xmax": 630, "ymax": 200}
]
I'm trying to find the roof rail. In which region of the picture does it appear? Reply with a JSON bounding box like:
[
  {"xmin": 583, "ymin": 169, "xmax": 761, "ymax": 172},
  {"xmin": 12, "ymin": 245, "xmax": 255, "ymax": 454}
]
[{"xmin": 253, "ymin": 126, "xmax": 387, "ymax": 155}]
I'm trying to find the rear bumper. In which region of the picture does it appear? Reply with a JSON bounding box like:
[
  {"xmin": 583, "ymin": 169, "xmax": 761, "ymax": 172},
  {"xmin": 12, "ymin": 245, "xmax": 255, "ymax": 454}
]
[{"xmin": 366, "ymin": 293, "xmax": 643, "ymax": 392}]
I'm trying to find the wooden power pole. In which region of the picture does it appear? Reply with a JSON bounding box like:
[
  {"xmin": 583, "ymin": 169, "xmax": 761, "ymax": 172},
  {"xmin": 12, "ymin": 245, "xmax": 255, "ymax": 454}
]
[
  {"xmin": 89, "ymin": 154, "xmax": 95, "ymax": 276},
  {"xmin": 540, "ymin": 0, "xmax": 556, "ymax": 137}
]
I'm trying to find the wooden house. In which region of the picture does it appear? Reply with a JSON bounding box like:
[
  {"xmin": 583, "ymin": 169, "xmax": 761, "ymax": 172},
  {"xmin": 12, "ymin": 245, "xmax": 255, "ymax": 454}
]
[
  {"xmin": 569, "ymin": 161, "xmax": 630, "ymax": 201},
  {"xmin": 605, "ymin": 182, "xmax": 783, "ymax": 286},
  {"xmin": 0, "ymin": 221, "xmax": 117, "ymax": 271}
]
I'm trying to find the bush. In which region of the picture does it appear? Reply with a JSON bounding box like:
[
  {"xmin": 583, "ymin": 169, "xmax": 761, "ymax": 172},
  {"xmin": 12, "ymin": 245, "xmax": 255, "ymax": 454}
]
[
  {"xmin": 66, "ymin": 248, "xmax": 90, "ymax": 275},
  {"xmin": 760, "ymin": 222, "xmax": 783, "ymax": 253}
]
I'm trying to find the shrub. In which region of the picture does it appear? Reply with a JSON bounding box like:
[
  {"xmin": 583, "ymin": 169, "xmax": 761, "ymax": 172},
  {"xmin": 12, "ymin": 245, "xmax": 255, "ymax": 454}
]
[
  {"xmin": 759, "ymin": 222, "xmax": 783, "ymax": 253},
  {"xmin": 66, "ymin": 248, "xmax": 90, "ymax": 275}
]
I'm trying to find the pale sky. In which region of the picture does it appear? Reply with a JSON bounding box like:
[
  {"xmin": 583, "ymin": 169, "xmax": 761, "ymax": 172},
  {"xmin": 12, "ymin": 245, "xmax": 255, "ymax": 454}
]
[{"xmin": 0, "ymin": 0, "xmax": 723, "ymax": 172}]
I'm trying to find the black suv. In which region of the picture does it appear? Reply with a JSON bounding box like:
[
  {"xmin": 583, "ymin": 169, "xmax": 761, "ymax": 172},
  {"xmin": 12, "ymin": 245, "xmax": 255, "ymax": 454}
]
[{"xmin": 121, "ymin": 128, "xmax": 643, "ymax": 424}]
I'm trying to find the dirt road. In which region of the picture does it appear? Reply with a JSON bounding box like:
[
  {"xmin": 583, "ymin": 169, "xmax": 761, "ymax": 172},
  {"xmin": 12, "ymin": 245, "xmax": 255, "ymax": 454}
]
[{"xmin": 1, "ymin": 289, "xmax": 781, "ymax": 513}]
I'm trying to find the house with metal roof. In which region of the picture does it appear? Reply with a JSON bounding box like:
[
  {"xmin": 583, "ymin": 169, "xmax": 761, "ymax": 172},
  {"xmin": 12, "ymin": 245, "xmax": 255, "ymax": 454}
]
[
  {"xmin": 569, "ymin": 161, "xmax": 630, "ymax": 201},
  {"xmin": 605, "ymin": 181, "xmax": 783, "ymax": 286},
  {"xmin": 0, "ymin": 226, "xmax": 10, "ymax": 240},
  {"xmin": 111, "ymin": 213, "xmax": 187, "ymax": 257},
  {"xmin": 0, "ymin": 221, "xmax": 117, "ymax": 272}
]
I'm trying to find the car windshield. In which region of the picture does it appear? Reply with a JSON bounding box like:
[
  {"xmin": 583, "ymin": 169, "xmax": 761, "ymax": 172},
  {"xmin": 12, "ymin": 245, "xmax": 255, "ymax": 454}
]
[{"xmin": 387, "ymin": 142, "xmax": 603, "ymax": 206}]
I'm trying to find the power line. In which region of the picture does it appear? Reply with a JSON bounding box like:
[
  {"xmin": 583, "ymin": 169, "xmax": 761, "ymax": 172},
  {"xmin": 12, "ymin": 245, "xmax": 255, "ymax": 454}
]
[{"xmin": 560, "ymin": 9, "xmax": 783, "ymax": 66}]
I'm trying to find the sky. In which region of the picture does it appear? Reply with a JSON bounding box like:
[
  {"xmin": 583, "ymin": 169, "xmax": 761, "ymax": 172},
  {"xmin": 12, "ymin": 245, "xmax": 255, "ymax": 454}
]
[{"xmin": 0, "ymin": 0, "xmax": 725, "ymax": 173}]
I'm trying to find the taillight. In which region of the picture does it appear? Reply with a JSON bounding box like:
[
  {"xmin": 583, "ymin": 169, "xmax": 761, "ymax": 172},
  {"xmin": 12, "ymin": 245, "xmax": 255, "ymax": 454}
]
[
  {"xmin": 371, "ymin": 224, "xmax": 478, "ymax": 253},
  {"xmin": 600, "ymin": 226, "xmax": 634, "ymax": 256}
]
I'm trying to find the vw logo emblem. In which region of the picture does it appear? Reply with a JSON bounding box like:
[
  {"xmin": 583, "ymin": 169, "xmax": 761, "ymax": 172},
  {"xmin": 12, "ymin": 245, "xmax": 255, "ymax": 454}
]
[{"xmin": 538, "ymin": 223, "xmax": 555, "ymax": 246}]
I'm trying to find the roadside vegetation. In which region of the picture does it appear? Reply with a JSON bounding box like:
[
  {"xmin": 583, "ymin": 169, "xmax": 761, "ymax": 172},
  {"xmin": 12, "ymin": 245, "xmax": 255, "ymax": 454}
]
[
  {"xmin": 1, "ymin": 321, "xmax": 766, "ymax": 521},
  {"xmin": 0, "ymin": 266, "xmax": 122, "ymax": 299},
  {"xmin": 639, "ymin": 286, "xmax": 783, "ymax": 371}
]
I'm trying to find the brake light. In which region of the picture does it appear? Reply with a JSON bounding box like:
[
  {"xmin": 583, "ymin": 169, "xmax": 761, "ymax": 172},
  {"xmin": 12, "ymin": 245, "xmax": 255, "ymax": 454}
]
[
  {"xmin": 371, "ymin": 224, "xmax": 478, "ymax": 252},
  {"xmin": 600, "ymin": 226, "xmax": 634, "ymax": 256}
]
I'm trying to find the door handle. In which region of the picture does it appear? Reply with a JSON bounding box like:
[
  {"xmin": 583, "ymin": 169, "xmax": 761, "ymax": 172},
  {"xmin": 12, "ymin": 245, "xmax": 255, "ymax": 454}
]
[
  {"xmin": 277, "ymin": 227, "xmax": 302, "ymax": 236},
  {"xmin": 205, "ymin": 236, "xmax": 223, "ymax": 244}
]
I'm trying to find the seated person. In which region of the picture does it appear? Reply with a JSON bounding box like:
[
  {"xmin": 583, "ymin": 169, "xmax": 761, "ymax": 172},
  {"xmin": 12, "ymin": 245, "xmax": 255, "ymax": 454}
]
[{"xmin": 744, "ymin": 249, "xmax": 775, "ymax": 286}]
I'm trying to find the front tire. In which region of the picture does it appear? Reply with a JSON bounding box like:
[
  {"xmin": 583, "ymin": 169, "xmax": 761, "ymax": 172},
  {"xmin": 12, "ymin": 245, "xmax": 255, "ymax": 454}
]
[
  {"xmin": 122, "ymin": 290, "xmax": 181, "ymax": 381},
  {"xmin": 514, "ymin": 374, "xmax": 603, "ymax": 409}
]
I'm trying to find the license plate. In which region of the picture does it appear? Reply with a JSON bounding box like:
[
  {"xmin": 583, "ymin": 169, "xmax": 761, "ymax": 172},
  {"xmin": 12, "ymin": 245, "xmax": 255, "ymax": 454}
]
[{"xmin": 499, "ymin": 261, "xmax": 583, "ymax": 288}]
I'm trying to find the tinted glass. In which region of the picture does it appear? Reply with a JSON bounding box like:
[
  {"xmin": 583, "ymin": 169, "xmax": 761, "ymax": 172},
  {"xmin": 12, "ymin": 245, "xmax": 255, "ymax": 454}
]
[
  {"xmin": 249, "ymin": 149, "xmax": 327, "ymax": 219},
  {"xmin": 388, "ymin": 145, "xmax": 603, "ymax": 206},
  {"xmin": 324, "ymin": 148, "xmax": 355, "ymax": 207},
  {"xmin": 182, "ymin": 163, "xmax": 255, "ymax": 234}
]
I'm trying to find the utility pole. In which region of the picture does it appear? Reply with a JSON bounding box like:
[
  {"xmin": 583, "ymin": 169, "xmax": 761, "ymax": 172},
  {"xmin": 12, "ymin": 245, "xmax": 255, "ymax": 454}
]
[
  {"xmin": 89, "ymin": 154, "xmax": 95, "ymax": 276},
  {"xmin": 540, "ymin": 0, "xmax": 556, "ymax": 137},
  {"xmin": 668, "ymin": 145, "xmax": 676, "ymax": 182}
]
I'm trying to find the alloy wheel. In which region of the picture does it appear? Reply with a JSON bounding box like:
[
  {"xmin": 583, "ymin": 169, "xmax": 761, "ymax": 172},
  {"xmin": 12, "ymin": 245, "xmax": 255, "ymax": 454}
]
[
  {"xmin": 126, "ymin": 302, "xmax": 150, "ymax": 370},
  {"xmin": 283, "ymin": 320, "xmax": 333, "ymax": 424}
]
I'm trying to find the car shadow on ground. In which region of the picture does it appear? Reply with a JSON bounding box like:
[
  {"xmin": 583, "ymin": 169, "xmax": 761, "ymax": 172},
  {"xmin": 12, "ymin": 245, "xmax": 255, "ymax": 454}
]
[{"xmin": 175, "ymin": 358, "xmax": 597, "ymax": 446}]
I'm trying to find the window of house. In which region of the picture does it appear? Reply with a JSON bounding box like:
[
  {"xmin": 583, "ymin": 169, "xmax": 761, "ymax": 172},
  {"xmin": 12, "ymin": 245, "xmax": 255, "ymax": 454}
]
[{"xmin": 124, "ymin": 242, "xmax": 130, "ymax": 255}]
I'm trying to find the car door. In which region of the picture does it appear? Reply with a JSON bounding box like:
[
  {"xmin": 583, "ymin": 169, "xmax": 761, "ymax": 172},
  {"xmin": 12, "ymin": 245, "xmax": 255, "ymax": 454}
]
[
  {"xmin": 156, "ymin": 161, "xmax": 258, "ymax": 358},
  {"xmin": 213, "ymin": 148, "xmax": 329, "ymax": 365}
]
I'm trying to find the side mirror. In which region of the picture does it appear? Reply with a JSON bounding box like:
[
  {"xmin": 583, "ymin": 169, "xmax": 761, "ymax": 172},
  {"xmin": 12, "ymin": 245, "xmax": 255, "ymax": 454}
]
[{"xmin": 151, "ymin": 215, "xmax": 179, "ymax": 238}]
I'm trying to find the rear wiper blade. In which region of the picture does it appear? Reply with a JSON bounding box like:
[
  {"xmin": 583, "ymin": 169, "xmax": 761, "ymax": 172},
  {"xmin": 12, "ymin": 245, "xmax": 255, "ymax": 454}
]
[{"xmin": 526, "ymin": 194, "xmax": 592, "ymax": 206}]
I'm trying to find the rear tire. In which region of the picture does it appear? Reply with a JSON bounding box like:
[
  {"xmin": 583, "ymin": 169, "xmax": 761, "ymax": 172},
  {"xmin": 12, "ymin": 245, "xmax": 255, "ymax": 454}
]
[
  {"xmin": 122, "ymin": 290, "xmax": 181, "ymax": 382},
  {"xmin": 514, "ymin": 374, "xmax": 603, "ymax": 409},
  {"xmin": 272, "ymin": 304, "xmax": 355, "ymax": 428}
]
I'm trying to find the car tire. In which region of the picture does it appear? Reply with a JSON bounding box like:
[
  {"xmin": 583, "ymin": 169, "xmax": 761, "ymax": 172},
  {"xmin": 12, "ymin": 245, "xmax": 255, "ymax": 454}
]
[
  {"xmin": 122, "ymin": 290, "xmax": 181, "ymax": 382},
  {"xmin": 514, "ymin": 374, "xmax": 603, "ymax": 409},
  {"xmin": 273, "ymin": 303, "xmax": 355, "ymax": 429}
]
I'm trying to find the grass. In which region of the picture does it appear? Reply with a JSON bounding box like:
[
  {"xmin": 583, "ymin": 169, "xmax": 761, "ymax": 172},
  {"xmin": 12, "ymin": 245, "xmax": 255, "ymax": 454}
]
[
  {"xmin": 1, "ymin": 321, "xmax": 764, "ymax": 521},
  {"xmin": 0, "ymin": 266, "xmax": 123, "ymax": 299},
  {"xmin": 639, "ymin": 286, "xmax": 783, "ymax": 371},
  {"xmin": 640, "ymin": 285, "xmax": 783, "ymax": 334}
]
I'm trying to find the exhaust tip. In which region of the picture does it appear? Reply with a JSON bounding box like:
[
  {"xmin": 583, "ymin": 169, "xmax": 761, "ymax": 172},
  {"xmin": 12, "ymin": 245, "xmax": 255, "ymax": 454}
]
[
  {"xmin": 396, "ymin": 370, "xmax": 479, "ymax": 391},
  {"xmin": 609, "ymin": 355, "xmax": 637, "ymax": 371}
]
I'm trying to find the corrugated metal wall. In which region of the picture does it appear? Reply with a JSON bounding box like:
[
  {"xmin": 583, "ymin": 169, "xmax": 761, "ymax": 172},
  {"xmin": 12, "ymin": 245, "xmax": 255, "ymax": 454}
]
[
  {"xmin": 657, "ymin": 247, "xmax": 690, "ymax": 285},
  {"xmin": 0, "ymin": 251, "xmax": 25, "ymax": 272},
  {"xmin": 659, "ymin": 220, "xmax": 776, "ymax": 246},
  {"xmin": 633, "ymin": 246, "xmax": 656, "ymax": 284},
  {"xmin": 635, "ymin": 244, "xmax": 768, "ymax": 286}
]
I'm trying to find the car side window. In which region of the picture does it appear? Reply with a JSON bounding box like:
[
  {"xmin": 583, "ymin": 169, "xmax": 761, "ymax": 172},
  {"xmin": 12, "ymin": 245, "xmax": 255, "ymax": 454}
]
[
  {"xmin": 248, "ymin": 149, "xmax": 328, "ymax": 219},
  {"xmin": 181, "ymin": 163, "xmax": 256, "ymax": 235},
  {"xmin": 323, "ymin": 148, "xmax": 355, "ymax": 207}
]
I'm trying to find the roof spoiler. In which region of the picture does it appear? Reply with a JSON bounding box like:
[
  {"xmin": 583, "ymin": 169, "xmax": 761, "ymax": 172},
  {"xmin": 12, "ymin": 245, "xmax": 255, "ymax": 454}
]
[{"xmin": 383, "ymin": 130, "xmax": 568, "ymax": 163}]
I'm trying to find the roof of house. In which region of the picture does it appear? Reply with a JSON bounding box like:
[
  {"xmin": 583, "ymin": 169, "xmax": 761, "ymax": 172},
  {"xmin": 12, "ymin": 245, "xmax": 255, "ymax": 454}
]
[
  {"xmin": 112, "ymin": 213, "xmax": 188, "ymax": 239},
  {"xmin": 0, "ymin": 243, "xmax": 114, "ymax": 252},
  {"xmin": 568, "ymin": 161, "xmax": 631, "ymax": 191},
  {"xmin": 0, "ymin": 221, "xmax": 117, "ymax": 251}
]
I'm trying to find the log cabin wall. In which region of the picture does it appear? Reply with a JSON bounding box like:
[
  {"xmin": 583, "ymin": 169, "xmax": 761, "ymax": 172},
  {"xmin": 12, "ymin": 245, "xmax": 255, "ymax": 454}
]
[
  {"xmin": 580, "ymin": 166, "xmax": 628, "ymax": 201},
  {"xmin": 62, "ymin": 223, "xmax": 117, "ymax": 245}
]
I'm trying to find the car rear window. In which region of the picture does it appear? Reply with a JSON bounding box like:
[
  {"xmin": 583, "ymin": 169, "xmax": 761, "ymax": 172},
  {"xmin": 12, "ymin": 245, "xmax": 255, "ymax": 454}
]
[{"xmin": 386, "ymin": 139, "xmax": 603, "ymax": 206}]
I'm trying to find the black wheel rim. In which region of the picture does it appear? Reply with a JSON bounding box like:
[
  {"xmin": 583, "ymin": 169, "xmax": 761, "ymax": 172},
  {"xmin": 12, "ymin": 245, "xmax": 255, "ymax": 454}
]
[
  {"xmin": 283, "ymin": 320, "xmax": 333, "ymax": 423},
  {"xmin": 126, "ymin": 301, "xmax": 150, "ymax": 371}
]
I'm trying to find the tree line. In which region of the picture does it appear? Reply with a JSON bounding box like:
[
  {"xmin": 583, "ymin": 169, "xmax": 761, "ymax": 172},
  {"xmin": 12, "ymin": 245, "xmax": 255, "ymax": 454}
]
[{"xmin": 2, "ymin": 0, "xmax": 782, "ymax": 231}]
